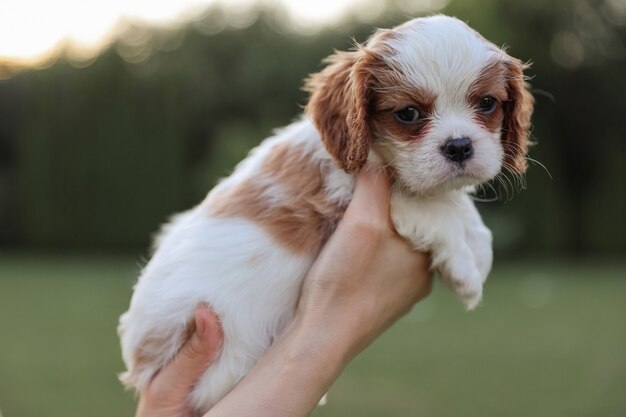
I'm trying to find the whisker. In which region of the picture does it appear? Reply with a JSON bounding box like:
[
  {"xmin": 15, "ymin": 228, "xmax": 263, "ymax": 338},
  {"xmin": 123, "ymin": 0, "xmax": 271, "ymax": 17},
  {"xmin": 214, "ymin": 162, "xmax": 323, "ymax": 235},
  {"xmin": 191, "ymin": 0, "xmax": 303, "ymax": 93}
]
[
  {"xmin": 530, "ymin": 88, "xmax": 556, "ymax": 103},
  {"xmin": 525, "ymin": 156, "xmax": 553, "ymax": 179},
  {"xmin": 471, "ymin": 181, "xmax": 500, "ymax": 203},
  {"xmin": 499, "ymin": 170, "xmax": 515, "ymax": 201}
]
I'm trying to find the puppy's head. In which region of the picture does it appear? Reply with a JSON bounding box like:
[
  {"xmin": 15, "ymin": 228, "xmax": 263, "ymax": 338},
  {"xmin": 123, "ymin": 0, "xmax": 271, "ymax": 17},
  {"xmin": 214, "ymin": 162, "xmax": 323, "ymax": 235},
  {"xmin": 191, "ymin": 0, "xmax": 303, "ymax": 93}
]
[{"xmin": 305, "ymin": 15, "xmax": 534, "ymax": 194}]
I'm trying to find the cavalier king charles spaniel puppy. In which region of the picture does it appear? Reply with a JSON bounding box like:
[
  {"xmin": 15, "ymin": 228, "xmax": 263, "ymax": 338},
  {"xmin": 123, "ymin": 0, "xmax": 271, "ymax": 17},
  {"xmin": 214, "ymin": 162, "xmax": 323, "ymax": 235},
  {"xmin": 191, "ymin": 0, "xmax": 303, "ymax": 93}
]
[{"xmin": 119, "ymin": 15, "xmax": 533, "ymax": 413}]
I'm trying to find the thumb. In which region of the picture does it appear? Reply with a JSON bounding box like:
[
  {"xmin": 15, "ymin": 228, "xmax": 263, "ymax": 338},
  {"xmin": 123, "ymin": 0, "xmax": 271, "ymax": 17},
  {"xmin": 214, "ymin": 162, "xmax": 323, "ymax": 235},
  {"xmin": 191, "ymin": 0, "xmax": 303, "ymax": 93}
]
[
  {"xmin": 150, "ymin": 305, "xmax": 223, "ymax": 398},
  {"xmin": 344, "ymin": 164, "xmax": 392, "ymax": 228}
]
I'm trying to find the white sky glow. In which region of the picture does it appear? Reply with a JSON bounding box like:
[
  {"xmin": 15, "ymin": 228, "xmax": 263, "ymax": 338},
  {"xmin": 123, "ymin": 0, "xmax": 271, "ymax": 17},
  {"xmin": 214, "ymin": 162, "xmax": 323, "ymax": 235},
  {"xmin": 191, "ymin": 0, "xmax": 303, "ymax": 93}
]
[{"xmin": 0, "ymin": 0, "xmax": 367, "ymax": 64}]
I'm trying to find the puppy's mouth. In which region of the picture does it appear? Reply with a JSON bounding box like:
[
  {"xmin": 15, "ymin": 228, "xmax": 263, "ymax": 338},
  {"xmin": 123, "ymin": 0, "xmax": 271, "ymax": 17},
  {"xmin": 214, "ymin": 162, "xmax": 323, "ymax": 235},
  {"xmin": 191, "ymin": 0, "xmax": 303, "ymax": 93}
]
[
  {"xmin": 444, "ymin": 169, "xmax": 487, "ymax": 189},
  {"xmin": 425, "ymin": 166, "xmax": 494, "ymax": 195},
  {"xmin": 394, "ymin": 169, "xmax": 486, "ymax": 196},
  {"xmin": 448, "ymin": 163, "xmax": 482, "ymax": 179},
  {"xmin": 449, "ymin": 161, "xmax": 497, "ymax": 183}
]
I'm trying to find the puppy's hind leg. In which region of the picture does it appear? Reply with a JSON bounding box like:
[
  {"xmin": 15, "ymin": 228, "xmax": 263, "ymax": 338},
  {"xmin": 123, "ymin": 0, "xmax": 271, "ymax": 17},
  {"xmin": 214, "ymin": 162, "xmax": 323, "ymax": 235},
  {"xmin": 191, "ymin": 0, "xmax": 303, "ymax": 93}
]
[{"xmin": 118, "ymin": 310, "xmax": 196, "ymax": 392}]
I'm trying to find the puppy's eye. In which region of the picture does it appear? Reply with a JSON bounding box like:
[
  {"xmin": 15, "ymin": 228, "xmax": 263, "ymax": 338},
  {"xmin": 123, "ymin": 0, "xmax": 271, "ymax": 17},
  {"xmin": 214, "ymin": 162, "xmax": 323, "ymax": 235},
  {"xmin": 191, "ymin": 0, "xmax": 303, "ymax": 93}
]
[
  {"xmin": 394, "ymin": 107, "xmax": 420, "ymax": 124},
  {"xmin": 478, "ymin": 96, "xmax": 497, "ymax": 114}
]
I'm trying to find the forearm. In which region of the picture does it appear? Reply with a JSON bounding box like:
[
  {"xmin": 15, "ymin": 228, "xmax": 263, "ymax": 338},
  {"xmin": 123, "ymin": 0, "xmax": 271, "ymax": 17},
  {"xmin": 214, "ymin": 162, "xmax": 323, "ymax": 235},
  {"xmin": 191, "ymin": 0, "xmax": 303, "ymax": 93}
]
[{"xmin": 204, "ymin": 316, "xmax": 351, "ymax": 417}]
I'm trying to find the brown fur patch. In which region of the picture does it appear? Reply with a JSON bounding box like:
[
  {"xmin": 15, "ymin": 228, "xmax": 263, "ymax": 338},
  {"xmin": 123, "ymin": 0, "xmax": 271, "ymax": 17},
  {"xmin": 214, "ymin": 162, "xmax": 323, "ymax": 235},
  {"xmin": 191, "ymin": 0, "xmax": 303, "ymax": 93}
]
[
  {"xmin": 468, "ymin": 61, "xmax": 509, "ymax": 104},
  {"xmin": 207, "ymin": 142, "xmax": 346, "ymax": 255},
  {"xmin": 468, "ymin": 61, "xmax": 508, "ymax": 132},
  {"xmin": 304, "ymin": 32, "xmax": 399, "ymax": 173},
  {"xmin": 304, "ymin": 51, "xmax": 359, "ymax": 172},
  {"xmin": 502, "ymin": 59, "xmax": 534, "ymax": 173},
  {"xmin": 373, "ymin": 86, "xmax": 437, "ymax": 114},
  {"xmin": 370, "ymin": 84, "xmax": 436, "ymax": 143}
]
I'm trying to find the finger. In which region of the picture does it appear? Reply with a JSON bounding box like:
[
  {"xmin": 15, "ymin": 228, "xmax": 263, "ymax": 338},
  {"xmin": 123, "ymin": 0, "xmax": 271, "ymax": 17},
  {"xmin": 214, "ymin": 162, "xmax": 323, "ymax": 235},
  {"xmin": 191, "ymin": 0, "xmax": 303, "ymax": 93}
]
[
  {"xmin": 151, "ymin": 305, "xmax": 223, "ymax": 397},
  {"xmin": 344, "ymin": 164, "xmax": 391, "ymax": 227}
]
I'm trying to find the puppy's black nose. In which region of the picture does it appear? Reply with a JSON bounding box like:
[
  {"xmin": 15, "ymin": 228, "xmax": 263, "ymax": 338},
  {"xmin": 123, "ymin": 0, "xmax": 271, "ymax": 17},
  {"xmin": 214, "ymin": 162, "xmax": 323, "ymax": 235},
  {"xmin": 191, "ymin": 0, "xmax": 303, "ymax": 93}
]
[{"xmin": 443, "ymin": 137, "xmax": 473, "ymax": 163}]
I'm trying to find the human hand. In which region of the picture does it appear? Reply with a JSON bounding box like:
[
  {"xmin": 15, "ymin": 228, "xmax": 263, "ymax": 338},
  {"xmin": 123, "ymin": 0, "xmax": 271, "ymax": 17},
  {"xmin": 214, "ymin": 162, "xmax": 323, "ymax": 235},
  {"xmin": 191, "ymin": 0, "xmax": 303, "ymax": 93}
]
[
  {"xmin": 295, "ymin": 165, "xmax": 433, "ymax": 360},
  {"xmin": 135, "ymin": 166, "xmax": 432, "ymax": 417},
  {"xmin": 135, "ymin": 306, "xmax": 222, "ymax": 417},
  {"xmin": 204, "ymin": 166, "xmax": 433, "ymax": 417}
]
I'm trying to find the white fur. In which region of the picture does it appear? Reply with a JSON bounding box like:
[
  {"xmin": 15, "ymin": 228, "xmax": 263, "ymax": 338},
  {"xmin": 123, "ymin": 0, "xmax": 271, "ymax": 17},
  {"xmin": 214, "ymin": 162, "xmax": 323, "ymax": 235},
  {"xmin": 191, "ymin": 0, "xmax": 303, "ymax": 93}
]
[
  {"xmin": 391, "ymin": 190, "xmax": 492, "ymax": 309},
  {"xmin": 119, "ymin": 15, "xmax": 507, "ymax": 414}
]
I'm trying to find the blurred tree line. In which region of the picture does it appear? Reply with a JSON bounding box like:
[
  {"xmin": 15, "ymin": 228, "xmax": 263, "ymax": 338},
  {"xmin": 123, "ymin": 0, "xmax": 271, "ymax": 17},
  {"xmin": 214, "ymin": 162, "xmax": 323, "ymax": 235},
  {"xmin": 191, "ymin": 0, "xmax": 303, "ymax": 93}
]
[{"xmin": 0, "ymin": 0, "xmax": 624, "ymax": 257}]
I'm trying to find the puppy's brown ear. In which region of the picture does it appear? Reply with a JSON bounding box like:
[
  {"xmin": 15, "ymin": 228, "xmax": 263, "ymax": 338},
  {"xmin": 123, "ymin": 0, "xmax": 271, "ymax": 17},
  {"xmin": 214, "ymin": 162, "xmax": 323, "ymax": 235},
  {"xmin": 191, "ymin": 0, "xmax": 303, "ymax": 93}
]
[
  {"xmin": 304, "ymin": 50, "xmax": 373, "ymax": 173},
  {"xmin": 502, "ymin": 59, "xmax": 535, "ymax": 174}
]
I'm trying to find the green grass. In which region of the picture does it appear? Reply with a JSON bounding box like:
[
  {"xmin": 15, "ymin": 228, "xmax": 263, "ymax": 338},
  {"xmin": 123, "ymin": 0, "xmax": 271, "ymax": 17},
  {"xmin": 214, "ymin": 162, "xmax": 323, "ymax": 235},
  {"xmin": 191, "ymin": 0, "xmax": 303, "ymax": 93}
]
[
  {"xmin": 0, "ymin": 255, "xmax": 625, "ymax": 417},
  {"xmin": 0, "ymin": 255, "xmax": 138, "ymax": 417}
]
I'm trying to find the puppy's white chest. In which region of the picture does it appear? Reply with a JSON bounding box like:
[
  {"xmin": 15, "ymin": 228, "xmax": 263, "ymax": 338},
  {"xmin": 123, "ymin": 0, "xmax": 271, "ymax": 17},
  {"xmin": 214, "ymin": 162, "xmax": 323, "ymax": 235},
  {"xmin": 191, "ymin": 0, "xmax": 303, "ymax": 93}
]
[{"xmin": 390, "ymin": 190, "xmax": 493, "ymax": 309}]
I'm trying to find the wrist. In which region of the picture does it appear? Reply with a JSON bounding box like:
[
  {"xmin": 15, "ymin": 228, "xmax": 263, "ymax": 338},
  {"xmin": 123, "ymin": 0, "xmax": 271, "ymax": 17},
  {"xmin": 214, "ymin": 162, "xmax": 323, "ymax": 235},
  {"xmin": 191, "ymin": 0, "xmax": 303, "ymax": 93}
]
[
  {"xmin": 204, "ymin": 314, "xmax": 353, "ymax": 417},
  {"xmin": 284, "ymin": 309, "xmax": 363, "ymax": 372}
]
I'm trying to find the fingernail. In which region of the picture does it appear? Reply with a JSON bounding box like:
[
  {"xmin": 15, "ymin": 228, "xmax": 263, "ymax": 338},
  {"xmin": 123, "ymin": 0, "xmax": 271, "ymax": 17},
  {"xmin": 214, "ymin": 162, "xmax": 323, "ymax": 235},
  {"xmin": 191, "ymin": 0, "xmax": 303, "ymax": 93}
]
[{"xmin": 195, "ymin": 308, "xmax": 206, "ymax": 336}]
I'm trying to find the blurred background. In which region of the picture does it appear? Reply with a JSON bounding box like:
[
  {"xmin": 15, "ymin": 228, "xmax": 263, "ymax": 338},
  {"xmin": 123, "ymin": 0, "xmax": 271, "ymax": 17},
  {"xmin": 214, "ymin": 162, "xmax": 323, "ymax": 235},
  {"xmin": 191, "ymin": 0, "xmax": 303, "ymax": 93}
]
[{"xmin": 0, "ymin": 0, "xmax": 624, "ymax": 416}]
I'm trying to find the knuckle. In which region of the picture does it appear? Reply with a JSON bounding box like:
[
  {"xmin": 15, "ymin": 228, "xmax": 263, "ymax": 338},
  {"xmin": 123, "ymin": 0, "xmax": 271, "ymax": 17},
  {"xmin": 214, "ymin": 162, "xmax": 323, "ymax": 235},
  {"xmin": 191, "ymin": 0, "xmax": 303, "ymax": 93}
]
[
  {"xmin": 185, "ymin": 339, "xmax": 206, "ymax": 359},
  {"xmin": 345, "ymin": 216, "xmax": 390, "ymax": 239}
]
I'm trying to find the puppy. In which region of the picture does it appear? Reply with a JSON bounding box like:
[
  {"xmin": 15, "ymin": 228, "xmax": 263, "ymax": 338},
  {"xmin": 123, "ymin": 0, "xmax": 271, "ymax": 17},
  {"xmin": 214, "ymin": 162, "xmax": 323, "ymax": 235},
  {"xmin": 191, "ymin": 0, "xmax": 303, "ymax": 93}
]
[{"xmin": 119, "ymin": 15, "xmax": 533, "ymax": 413}]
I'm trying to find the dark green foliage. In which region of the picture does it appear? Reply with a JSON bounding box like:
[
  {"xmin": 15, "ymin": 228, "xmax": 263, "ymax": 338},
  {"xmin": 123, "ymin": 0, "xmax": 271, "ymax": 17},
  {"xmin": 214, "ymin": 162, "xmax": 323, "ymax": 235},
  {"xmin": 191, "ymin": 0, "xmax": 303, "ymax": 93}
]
[{"xmin": 0, "ymin": 0, "xmax": 624, "ymax": 254}]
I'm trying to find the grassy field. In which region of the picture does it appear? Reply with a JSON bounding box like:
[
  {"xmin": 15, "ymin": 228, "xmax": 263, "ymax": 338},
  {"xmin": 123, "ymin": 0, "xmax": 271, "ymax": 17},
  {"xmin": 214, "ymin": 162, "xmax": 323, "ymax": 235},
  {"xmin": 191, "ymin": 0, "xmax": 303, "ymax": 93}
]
[{"xmin": 0, "ymin": 255, "xmax": 625, "ymax": 417}]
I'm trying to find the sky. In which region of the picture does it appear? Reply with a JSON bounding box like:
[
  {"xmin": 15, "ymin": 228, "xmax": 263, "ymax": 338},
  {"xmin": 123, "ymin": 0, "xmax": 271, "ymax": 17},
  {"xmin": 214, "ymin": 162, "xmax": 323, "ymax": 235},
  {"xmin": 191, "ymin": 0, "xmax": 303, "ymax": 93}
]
[{"xmin": 0, "ymin": 0, "xmax": 373, "ymax": 64}]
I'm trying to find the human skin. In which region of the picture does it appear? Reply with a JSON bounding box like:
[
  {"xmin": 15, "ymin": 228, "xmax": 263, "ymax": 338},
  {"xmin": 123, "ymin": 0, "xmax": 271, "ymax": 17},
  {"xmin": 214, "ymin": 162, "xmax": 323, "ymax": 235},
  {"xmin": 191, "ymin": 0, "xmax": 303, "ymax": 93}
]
[{"xmin": 136, "ymin": 166, "xmax": 433, "ymax": 417}]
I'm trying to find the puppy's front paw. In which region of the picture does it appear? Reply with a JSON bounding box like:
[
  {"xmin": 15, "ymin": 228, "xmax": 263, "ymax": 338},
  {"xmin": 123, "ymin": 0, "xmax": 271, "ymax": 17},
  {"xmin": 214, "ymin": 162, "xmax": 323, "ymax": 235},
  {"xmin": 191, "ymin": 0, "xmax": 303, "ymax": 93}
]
[
  {"xmin": 459, "ymin": 196, "xmax": 493, "ymax": 284},
  {"xmin": 439, "ymin": 256, "xmax": 483, "ymax": 310},
  {"xmin": 465, "ymin": 224, "xmax": 493, "ymax": 284}
]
